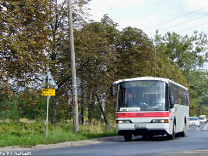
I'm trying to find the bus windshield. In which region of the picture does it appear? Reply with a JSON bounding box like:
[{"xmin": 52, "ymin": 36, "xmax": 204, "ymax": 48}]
[{"xmin": 117, "ymin": 80, "xmax": 168, "ymax": 112}]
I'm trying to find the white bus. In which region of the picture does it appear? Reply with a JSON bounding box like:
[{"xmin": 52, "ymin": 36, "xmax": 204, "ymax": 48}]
[{"xmin": 111, "ymin": 77, "xmax": 189, "ymax": 141}]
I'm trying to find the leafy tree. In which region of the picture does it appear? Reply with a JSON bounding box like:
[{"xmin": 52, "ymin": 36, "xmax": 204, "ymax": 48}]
[
  {"xmin": 116, "ymin": 27, "xmax": 155, "ymax": 78},
  {"xmin": 185, "ymin": 70, "xmax": 208, "ymax": 116},
  {"xmin": 0, "ymin": 0, "xmax": 49, "ymax": 86},
  {"xmin": 155, "ymin": 31, "xmax": 208, "ymax": 72},
  {"xmin": 153, "ymin": 36, "xmax": 188, "ymax": 86},
  {"xmin": 74, "ymin": 20, "xmax": 119, "ymax": 125}
]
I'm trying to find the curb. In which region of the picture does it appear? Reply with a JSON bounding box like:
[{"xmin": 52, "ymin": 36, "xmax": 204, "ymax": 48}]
[{"xmin": 0, "ymin": 136, "xmax": 123, "ymax": 152}]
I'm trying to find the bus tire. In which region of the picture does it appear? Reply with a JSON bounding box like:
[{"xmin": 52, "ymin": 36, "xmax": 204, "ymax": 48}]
[
  {"xmin": 124, "ymin": 134, "xmax": 132, "ymax": 141},
  {"xmin": 180, "ymin": 122, "xmax": 186, "ymax": 137},
  {"xmin": 167, "ymin": 123, "xmax": 176, "ymax": 140}
]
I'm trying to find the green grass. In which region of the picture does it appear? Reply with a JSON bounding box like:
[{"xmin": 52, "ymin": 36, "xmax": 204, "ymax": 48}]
[{"xmin": 0, "ymin": 121, "xmax": 117, "ymax": 147}]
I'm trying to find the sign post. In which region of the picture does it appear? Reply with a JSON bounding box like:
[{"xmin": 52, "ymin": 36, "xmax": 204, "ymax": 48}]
[
  {"xmin": 41, "ymin": 72, "xmax": 57, "ymax": 138},
  {"xmin": 46, "ymin": 96, "xmax": 49, "ymax": 138}
]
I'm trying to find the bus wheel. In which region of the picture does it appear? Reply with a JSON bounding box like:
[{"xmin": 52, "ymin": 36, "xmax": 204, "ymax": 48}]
[
  {"xmin": 124, "ymin": 134, "xmax": 132, "ymax": 141},
  {"xmin": 180, "ymin": 122, "xmax": 186, "ymax": 137},
  {"xmin": 167, "ymin": 124, "xmax": 176, "ymax": 140}
]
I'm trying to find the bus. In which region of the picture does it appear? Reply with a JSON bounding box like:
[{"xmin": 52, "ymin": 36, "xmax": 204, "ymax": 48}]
[{"xmin": 110, "ymin": 77, "xmax": 189, "ymax": 141}]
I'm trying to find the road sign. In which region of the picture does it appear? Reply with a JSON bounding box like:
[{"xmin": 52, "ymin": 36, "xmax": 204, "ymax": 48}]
[
  {"xmin": 76, "ymin": 77, "xmax": 82, "ymax": 96},
  {"xmin": 41, "ymin": 72, "xmax": 58, "ymax": 89},
  {"xmin": 41, "ymin": 88, "xmax": 55, "ymax": 96}
]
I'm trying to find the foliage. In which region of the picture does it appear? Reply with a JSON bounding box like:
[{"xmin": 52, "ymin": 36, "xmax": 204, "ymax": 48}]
[
  {"xmin": 75, "ymin": 18, "xmax": 119, "ymax": 123},
  {"xmin": 0, "ymin": 0, "xmax": 49, "ymax": 86},
  {"xmin": 116, "ymin": 27, "xmax": 155, "ymax": 78},
  {"xmin": 0, "ymin": 97, "xmax": 20, "ymax": 121},
  {"xmin": 185, "ymin": 70, "xmax": 208, "ymax": 116},
  {"xmin": 155, "ymin": 31, "xmax": 208, "ymax": 72},
  {"xmin": 18, "ymin": 89, "xmax": 47, "ymax": 120}
]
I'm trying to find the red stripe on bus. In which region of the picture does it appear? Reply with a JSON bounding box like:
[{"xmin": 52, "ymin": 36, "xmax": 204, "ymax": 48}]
[{"xmin": 116, "ymin": 112, "xmax": 169, "ymax": 118}]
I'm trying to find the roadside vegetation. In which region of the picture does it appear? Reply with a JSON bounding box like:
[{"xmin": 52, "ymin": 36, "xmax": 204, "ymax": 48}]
[{"xmin": 0, "ymin": 120, "xmax": 116, "ymax": 147}]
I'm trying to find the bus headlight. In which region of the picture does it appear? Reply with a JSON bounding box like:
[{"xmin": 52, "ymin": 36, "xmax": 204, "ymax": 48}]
[
  {"xmin": 151, "ymin": 119, "xmax": 169, "ymax": 123},
  {"xmin": 116, "ymin": 120, "xmax": 132, "ymax": 124}
]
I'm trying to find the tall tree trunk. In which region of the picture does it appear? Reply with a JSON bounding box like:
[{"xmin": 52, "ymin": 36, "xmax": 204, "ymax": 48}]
[
  {"xmin": 88, "ymin": 102, "xmax": 94, "ymax": 124},
  {"xmin": 88, "ymin": 90, "xmax": 95, "ymax": 124},
  {"xmin": 80, "ymin": 109, "xmax": 84, "ymax": 125},
  {"xmin": 80, "ymin": 81, "xmax": 84, "ymax": 125},
  {"xmin": 96, "ymin": 94, "xmax": 110, "ymax": 130},
  {"xmin": 51, "ymin": 98, "xmax": 57, "ymax": 126}
]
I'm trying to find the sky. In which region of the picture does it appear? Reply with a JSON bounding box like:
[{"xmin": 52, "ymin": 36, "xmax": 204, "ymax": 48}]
[
  {"xmin": 88, "ymin": 0, "xmax": 208, "ymax": 70},
  {"xmin": 88, "ymin": 0, "xmax": 208, "ymax": 39}
]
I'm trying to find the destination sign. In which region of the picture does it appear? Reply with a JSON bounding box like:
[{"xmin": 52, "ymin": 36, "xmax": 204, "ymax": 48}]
[{"xmin": 129, "ymin": 82, "xmax": 154, "ymax": 87}]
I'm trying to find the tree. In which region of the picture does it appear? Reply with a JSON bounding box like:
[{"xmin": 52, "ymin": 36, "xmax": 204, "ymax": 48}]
[
  {"xmin": 0, "ymin": 0, "xmax": 49, "ymax": 86},
  {"xmin": 153, "ymin": 35, "xmax": 188, "ymax": 86},
  {"xmin": 74, "ymin": 20, "xmax": 119, "ymax": 125},
  {"xmin": 185, "ymin": 70, "xmax": 208, "ymax": 116},
  {"xmin": 116, "ymin": 27, "xmax": 155, "ymax": 78},
  {"xmin": 155, "ymin": 31, "xmax": 208, "ymax": 72}
]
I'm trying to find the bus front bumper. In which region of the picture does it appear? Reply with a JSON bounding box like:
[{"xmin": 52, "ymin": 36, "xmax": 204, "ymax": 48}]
[{"xmin": 117, "ymin": 123, "xmax": 170, "ymax": 136}]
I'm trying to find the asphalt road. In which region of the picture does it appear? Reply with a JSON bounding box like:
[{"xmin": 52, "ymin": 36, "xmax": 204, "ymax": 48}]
[{"xmin": 1, "ymin": 123, "xmax": 208, "ymax": 156}]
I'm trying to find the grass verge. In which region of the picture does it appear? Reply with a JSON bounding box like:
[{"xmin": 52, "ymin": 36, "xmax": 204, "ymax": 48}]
[{"xmin": 0, "ymin": 121, "xmax": 117, "ymax": 147}]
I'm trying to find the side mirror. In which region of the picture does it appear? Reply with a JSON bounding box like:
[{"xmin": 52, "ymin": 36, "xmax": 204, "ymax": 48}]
[
  {"xmin": 170, "ymin": 96, "xmax": 174, "ymax": 108},
  {"xmin": 110, "ymin": 84, "xmax": 115, "ymax": 96}
]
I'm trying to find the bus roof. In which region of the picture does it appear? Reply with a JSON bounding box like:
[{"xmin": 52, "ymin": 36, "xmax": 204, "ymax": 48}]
[{"xmin": 112, "ymin": 77, "xmax": 188, "ymax": 90}]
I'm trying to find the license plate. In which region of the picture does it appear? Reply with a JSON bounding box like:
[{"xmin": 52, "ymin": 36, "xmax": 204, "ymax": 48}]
[{"xmin": 134, "ymin": 124, "xmax": 146, "ymax": 129}]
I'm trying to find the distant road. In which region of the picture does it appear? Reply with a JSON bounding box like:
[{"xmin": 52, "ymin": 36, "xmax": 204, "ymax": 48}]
[{"xmin": 1, "ymin": 123, "xmax": 208, "ymax": 156}]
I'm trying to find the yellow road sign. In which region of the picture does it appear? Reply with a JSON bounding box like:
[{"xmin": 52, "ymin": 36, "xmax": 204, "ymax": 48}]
[{"xmin": 41, "ymin": 88, "xmax": 55, "ymax": 96}]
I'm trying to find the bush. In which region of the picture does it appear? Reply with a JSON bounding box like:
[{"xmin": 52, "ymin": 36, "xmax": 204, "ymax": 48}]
[{"xmin": 0, "ymin": 97, "xmax": 20, "ymax": 122}]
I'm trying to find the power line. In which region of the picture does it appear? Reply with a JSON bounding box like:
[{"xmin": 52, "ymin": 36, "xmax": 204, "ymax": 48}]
[
  {"xmin": 177, "ymin": 22, "xmax": 208, "ymax": 33},
  {"xmin": 147, "ymin": 13, "xmax": 208, "ymax": 35},
  {"xmin": 147, "ymin": 22, "xmax": 208, "ymax": 36},
  {"xmin": 144, "ymin": 5, "xmax": 208, "ymax": 30}
]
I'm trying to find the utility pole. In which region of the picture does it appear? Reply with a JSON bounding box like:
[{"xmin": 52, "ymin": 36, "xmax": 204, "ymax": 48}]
[{"xmin": 68, "ymin": 0, "xmax": 79, "ymax": 133}]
